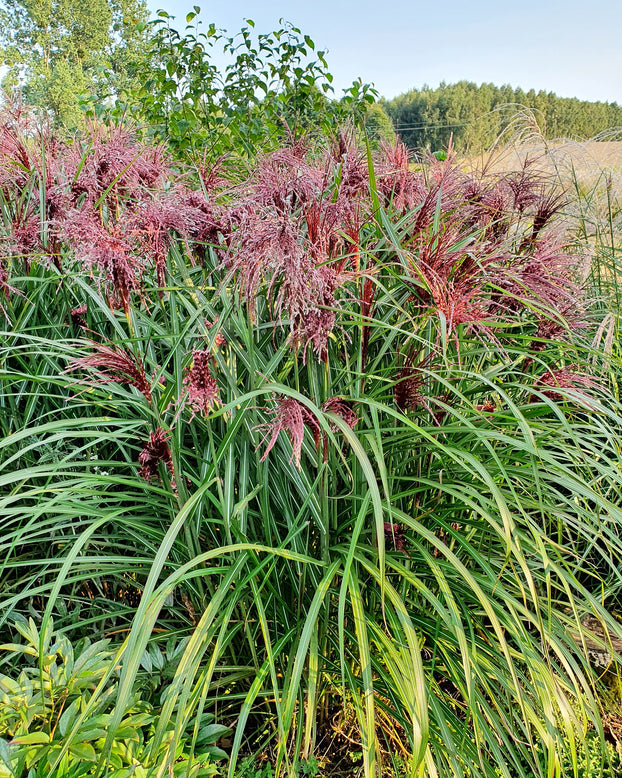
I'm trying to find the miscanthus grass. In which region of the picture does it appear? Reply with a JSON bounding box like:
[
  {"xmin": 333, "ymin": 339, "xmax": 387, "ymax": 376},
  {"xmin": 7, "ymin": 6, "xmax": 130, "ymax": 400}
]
[{"xmin": 2, "ymin": 109, "xmax": 622, "ymax": 777}]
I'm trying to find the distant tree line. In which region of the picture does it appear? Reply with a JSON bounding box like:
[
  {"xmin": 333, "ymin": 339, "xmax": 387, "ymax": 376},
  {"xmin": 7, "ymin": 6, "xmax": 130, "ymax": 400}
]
[{"xmin": 382, "ymin": 81, "xmax": 622, "ymax": 153}]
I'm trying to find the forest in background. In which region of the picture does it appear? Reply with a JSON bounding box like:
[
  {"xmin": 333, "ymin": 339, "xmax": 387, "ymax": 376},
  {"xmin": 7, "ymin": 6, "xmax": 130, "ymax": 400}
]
[{"xmin": 382, "ymin": 81, "xmax": 622, "ymax": 153}]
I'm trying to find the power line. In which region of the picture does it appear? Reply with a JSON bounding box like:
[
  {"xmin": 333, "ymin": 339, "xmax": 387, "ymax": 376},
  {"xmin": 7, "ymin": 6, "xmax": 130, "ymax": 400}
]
[{"xmin": 393, "ymin": 121, "xmax": 472, "ymax": 131}]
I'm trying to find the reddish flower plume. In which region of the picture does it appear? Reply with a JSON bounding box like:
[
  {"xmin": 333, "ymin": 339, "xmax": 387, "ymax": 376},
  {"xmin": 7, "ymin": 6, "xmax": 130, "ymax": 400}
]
[
  {"xmin": 534, "ymin": 368, "xmax": 598, "ymax": 402},
  {"xmin": 204, "ymin": 318, "xmax": 227, "ymax": 347},
  {"xmin": 139, "ymin": 428, "xmax": 175, "ymax": 489},
  {"xmin": 497, "ymin": 231, "xmax": 583, "ymax": 316},
  {"xmin": 61, "ymin": 212, "xmax": 144, "ymax": 314},
  {"xmin": 321, "ymin": 397, "xmax": 358, "ymax": 431},
  {"xmin": 407, "ymin": 221, "xmax": 499, "ymax": 334},
  {"xmin": 131, "ymin": 184, "xmax": 231, "ymax": 288},
  {"xmin": 393, "ymin": 349, "xmax": 442, "ymax": 416},
  {"xmin": 67, "ymin": 341, "xmax": 152, "ymax": 403},
  {"xmin": 531, "ymin": 299, "xmax": 588, "ymax": 349},
  {"xmin": 503, "ymin": 161, "xmax": 544, "ymax": 214},
  {"xmin": 256, "ymin": 396, "xmax": 319, "ymax": 469},
  {"xmin": 0, "ymin": 114, "xmax": 231, "ymax": 308},
  {"xmin": 59, "ymin": 123, "xmax": 169, "ymax": 207},
  {"xmin": 182, "ymin": 350, "xmax": 219, "ymax": 417},
  {"xmin": 526, "ymin": 189, "xmax": 567, "ymax": 247},
  {"xmin": 384, "ymin": 522, "xmax": 407, "ymax": 553},
  {"xmin": 375, "ymin": 139, "xmax": 418, "ymax": 212},
  {"xmin": 69, "ymin": 304, "xmax": 87, "ymax": 329},
  {"xmin": 327, "ymin": 128, "xmax": 369, "ymax": 210},
  {"xmin": 228, "ymin": 135, "xmax": 368, "ymax": 361},
  {"xmin": 313, "ymin": 396, "xmax": 359, "ymax": 462},
  {"xmin": 395, "ymin": 365, "xmax": 425, "ymax": 413}
]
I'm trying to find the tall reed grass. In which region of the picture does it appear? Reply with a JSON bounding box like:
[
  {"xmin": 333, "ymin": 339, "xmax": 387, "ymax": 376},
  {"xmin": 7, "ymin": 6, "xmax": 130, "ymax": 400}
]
[{"xmin": 2, "ymin": 109, "xmax": 622, "ymax": 777}]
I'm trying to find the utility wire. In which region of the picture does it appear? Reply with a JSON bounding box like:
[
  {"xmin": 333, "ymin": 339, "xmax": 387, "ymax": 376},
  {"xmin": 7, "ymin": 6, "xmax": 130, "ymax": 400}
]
[{"xmin": 392, "ymin": 121, "xmax": 473, "ymax": 131}]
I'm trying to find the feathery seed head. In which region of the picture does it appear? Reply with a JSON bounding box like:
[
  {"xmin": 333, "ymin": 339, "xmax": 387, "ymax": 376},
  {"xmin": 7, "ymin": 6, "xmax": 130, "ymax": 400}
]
[
  {"xmin": 256, "ymin": 396, "xmax": 319, "ymax": 469},
  {"xmin": 67, "ymin": 342, "xmax": 152, "ymax": 403},
  {"xmin": 183, "ymin": 350, "xmax": 220, "ymax": 417},
  {"xmin": 138, "ymin": 428, "xmax": 175, "ymax": 488}
]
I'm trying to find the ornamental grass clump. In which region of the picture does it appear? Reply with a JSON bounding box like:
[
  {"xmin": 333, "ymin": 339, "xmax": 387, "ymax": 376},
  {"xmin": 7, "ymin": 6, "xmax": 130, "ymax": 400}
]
[
  {"xmin": 3, "ymin": 112, "xmax": 622, "ymax": 778},
  {"xmin": 0, "ymin": 108, "xmax": 230, "ymax": 313}
]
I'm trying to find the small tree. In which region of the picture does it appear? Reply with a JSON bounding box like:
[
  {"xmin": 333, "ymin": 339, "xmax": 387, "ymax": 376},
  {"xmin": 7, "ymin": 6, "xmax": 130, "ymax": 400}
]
[
  {"xmin": 364, "ymin": 102, "xmax": 396, "ymax": 145},
  {"xmin": 123, "ymin": 8, "xmax": 377, "ymax": 156}
]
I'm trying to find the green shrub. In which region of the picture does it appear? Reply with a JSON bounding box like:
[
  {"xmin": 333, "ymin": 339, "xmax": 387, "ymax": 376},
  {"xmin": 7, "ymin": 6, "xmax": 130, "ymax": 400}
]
[
  {"xmin": 0, "ymin": 619, "xmax": 228, "ymax": 777},
  {"xmin": 119, "ymin": 9, "xmax": 376, "ymax": 155}
]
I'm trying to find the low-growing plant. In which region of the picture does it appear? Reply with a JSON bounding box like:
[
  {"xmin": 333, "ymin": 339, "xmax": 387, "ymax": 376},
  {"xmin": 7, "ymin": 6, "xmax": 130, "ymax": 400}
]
[
  {"xmin": 559, "ymin": 731, "xmax": 622, "ymax": 778},
  {"xmin": 0, "ymin": 619, "xmax": 229, "ymax": 777},
  {"xmin": 235, "ymin": 757, "xmax": 274, "ymax": 778}
]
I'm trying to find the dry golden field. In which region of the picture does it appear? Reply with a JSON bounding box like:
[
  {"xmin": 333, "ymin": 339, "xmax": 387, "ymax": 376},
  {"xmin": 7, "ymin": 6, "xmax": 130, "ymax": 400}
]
[
  {"xmin": 457, "ymin": 130, "xmax": 622, "ymax": 302},
  {"xmin": 465, "ymin": 139, "xmax": 622, "ymax": 189},
  {"xmin": 463, "ymin": 135, "xmax": 622, "ymax": 251},
  {"xmin": 475, "ymin": 140, "xmax": 622, "ymax": 176}
]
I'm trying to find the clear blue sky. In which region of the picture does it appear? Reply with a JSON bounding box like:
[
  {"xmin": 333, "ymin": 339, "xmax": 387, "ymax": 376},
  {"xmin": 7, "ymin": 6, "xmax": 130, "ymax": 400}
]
[{"xmin": 144, "ymin": 0, "xmax": 622, "ymax": 104}]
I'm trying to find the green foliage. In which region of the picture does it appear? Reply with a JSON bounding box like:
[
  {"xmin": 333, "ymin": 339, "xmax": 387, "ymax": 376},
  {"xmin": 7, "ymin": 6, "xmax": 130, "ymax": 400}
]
[
  {"xmin": 363, "ymin": 102, "xmax": 396, "ymax": 146},
  {"xmin": 235, "ymin": 758, "xmax": 274, "ymax": 778},
  {"xmin": 0, "ymin": 619, "xmax": 226, "ymax": 777},
  {"xmin": 121, "ymin": 9, "xmax": 376, "ymax": 155},
  {"xmin": 384, "ymin": 80, "xmax": 622, "ymax": 152},
  {"xmin": 297, "ymin": 758, "xmax": 320, "ymax": 777},
  {"xmin": 234, "ymin": 756, "xmax": 319, "ymax": 778},
  {"xmin": 0, "ymin": 0, "xmax": 148, "ymax": 127},
  {"xmin": 560, "ymin": 731, "xmax": 622, "ymax": 778}
]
